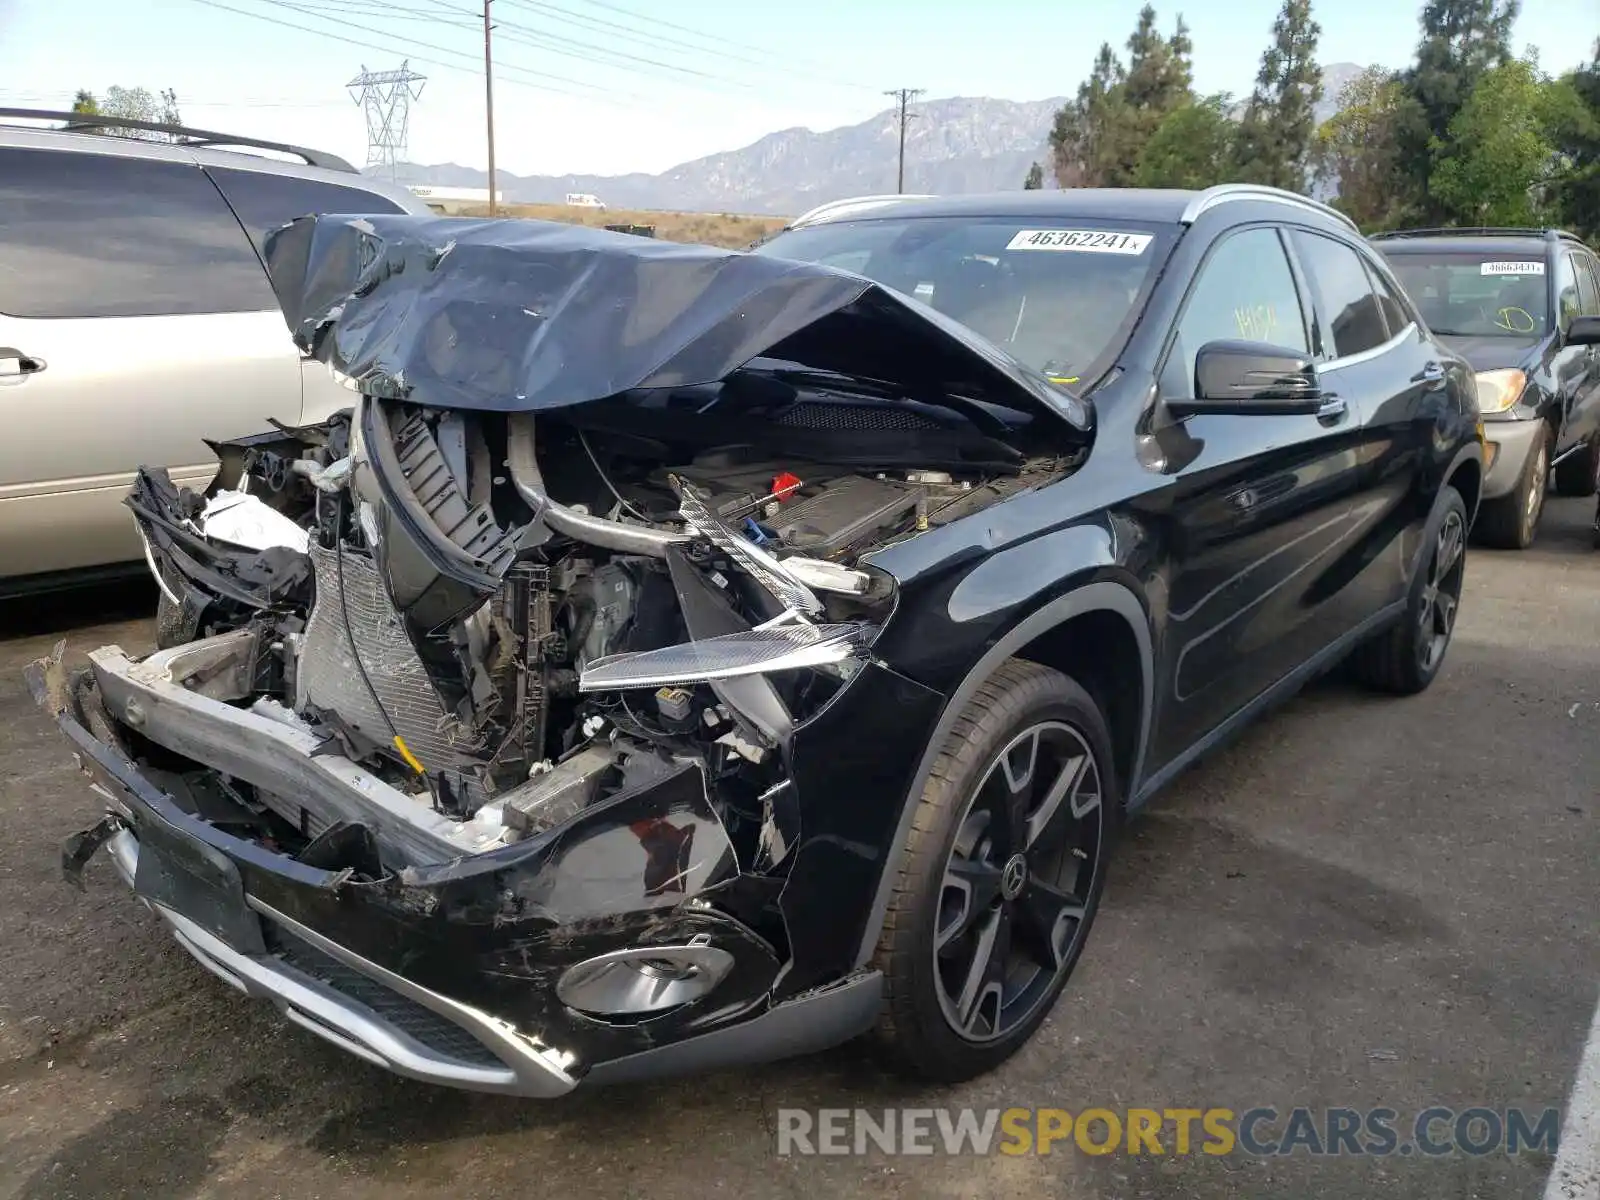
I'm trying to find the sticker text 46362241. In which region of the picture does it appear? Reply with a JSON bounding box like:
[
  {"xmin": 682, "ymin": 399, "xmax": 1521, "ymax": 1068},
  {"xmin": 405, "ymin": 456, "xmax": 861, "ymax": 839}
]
[{"xmin": 1006, "ymin": 229, "xmax": 1153, "ymax": 255}]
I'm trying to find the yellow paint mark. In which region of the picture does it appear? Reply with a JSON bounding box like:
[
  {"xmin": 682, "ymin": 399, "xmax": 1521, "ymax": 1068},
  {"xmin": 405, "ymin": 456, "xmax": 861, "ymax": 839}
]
[
  {"xmin": 392, "ymin": 735, "xmax": 425, "ymax": 774},
  {"xmin": 1048, "ymin": 375, "xmax": 1080, "ymax": 385}
]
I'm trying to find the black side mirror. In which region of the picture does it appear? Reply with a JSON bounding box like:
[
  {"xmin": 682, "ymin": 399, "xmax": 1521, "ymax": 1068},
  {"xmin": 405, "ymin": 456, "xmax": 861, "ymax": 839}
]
[
  {"xmin": 1168, "ymin": 340, "xmax": 1330, "ymax": 418},
  {"xmin": 1566, "ymin": 315, "xmax": 1600, "ymax": 347}
]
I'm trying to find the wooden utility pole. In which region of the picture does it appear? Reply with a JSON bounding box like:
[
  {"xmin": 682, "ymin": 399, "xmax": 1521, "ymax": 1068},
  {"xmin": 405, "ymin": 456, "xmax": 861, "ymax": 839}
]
[
  {"xmin": 884, "ymin": 87, "xmax": 924, "ymax": 193},
  {"xmin": 484, "ymin": 0, "xmax": 498, "ymax": 215}
]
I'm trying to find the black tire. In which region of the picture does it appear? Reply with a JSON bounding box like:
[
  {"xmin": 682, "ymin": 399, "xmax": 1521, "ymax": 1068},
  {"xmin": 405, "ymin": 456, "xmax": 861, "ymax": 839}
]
[
  {"xmin": 1475, "ymin": 426, "xmax": 1550, "ymax": 549},
  {"xmin": 1349, "ymin": 485, "xmax": 1468, "ymax": 695},
  {"xmin": 871, "ymin": 659, "xmax": 1119, "ymax": 1083},
  {"xmin": 1552, "ymin": 433, "xmax": 1600, "ymax": 498}
]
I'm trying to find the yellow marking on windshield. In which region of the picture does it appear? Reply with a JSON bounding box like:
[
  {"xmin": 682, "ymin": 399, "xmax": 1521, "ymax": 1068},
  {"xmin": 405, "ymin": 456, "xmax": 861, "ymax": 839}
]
[{"xmin": 1494, "ymin": 306, "xmax": 1536, "ymax": 334}]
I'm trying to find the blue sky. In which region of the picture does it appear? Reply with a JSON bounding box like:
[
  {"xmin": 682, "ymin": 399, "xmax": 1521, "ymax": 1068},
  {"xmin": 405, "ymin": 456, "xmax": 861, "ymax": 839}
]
[{"xmin": 1, "ymin": 0, "xmax": 1592, "ymax": 177}]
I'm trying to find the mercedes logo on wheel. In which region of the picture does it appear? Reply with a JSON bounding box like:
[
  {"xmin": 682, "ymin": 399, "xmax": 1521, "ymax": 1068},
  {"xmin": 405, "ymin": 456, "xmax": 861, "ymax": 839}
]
[{"xmin": 1000, "ymin": 853, "xmax": 1029, "ymax": 900}]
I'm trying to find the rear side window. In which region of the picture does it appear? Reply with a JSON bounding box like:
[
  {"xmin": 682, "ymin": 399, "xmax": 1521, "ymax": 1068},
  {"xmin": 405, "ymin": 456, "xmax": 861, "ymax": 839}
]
[
  {"xmin": 1569, "ymin": 252, "xmax": 1599, "ymax": 318},
  {"xmin": 0, "ymin": 146, "xmax": 276, "ymax": 319},
  {"xmin": 207, "ymin": 167, "xmax": 408, "ymax": 256},
  {"xmin": 1166, "ymin": 226, "xmax": 1309, "ymax": 397},
  {"xmin": 1366, "ymin": 260, "xmax": 1415, "ymax": 336},
  {"xmin": 1290, "ymin": 230, "xmax": 1390, "ymax": 358}
]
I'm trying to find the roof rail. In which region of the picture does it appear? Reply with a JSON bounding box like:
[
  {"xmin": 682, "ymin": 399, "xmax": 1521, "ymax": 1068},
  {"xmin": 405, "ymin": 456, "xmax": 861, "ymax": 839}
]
[
  {"xmin": 1179, "ymin": 184, "xmax": 1359, "ymax": 235},
  {"xmin": 787, "ymin": 193, "xmax": 935, "ymax": 229},
  {"xmin": 1369, "ymin": 226, "xmax": 1582, "ymax": 244},
  {"xmin": 0, "ymin": 108, "xmax": 357, "ymax": 173}
]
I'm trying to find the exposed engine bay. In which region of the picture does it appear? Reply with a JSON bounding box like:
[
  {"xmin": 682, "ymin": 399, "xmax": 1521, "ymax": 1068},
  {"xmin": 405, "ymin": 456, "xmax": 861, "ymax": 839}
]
[{"xmin": 127, "ymin": 380, "xmax": 1075, "ymax": 874}]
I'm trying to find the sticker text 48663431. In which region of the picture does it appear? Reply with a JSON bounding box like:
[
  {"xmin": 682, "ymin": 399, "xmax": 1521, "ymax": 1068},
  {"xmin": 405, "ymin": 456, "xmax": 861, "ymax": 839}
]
[{"xmin": 1006, "ymin": 229, "xmax": 1153, "ymax": 255}]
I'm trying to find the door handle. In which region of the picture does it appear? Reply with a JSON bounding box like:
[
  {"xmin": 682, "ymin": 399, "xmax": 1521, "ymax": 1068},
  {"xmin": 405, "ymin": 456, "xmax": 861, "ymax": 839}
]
[
  {"xmin": 1419, "ymin": 361, "xmax": 1446, "ymax": 391},
  {"xmin": 0, "ymin": 348, "xmax": 46, "ymax": 384},
  {"xmin": 1316, "ymin": 396, "xmax": 1348, "ymax": 422}
]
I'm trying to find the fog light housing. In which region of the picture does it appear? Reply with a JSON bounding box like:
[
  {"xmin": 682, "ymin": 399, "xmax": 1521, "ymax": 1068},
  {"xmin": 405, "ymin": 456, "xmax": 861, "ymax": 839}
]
[{"xmin": 555, "ymin": 937, "xmax": 734, "ymax": 1016}]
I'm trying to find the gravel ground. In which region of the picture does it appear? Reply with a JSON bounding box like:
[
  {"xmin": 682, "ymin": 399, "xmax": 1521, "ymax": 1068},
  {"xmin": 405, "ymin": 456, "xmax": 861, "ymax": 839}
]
[{"xmin": 1, "ymin": 498, "xmax": 1596, "ymax": 1200}]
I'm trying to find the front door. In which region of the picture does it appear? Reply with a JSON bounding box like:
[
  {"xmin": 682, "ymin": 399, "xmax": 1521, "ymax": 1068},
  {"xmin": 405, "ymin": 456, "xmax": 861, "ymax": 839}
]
[{"xmin": 1144, "ymin": 224, "xmax": 1372, "ymax": 771}]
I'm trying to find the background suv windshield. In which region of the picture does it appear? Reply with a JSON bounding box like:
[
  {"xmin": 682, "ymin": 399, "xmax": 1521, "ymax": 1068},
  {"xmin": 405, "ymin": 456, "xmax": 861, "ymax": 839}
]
[
  {"xmin": 754, "ymin": 216, "xmax": 1175, "ymax": 386},
  {"xmin": 1382, "ymin": 250, "xmax": 1550, "ymax": 337}
]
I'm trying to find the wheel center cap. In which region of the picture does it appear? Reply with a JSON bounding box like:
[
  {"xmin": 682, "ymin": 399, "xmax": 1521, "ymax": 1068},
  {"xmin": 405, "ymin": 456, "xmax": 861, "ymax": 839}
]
[{"xmin": 1000, "ymin": 853, "xmax": 1028, "ymax": 900}]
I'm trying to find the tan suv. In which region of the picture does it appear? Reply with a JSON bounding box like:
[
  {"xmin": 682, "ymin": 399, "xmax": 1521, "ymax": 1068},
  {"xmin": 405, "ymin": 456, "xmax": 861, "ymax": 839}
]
[{"xmin": 0, "ymin": 108, "xmax": 430, "ymax": 594}]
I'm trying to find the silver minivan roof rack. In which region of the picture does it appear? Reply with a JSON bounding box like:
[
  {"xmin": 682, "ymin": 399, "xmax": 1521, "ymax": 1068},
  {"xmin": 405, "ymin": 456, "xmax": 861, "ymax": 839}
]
[{"xmin": 0, "ymin": 107, "xmax": 358, "ymax": 173}]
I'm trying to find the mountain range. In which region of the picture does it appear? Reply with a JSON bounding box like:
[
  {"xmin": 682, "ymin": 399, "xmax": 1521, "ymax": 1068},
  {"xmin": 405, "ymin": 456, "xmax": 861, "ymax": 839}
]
[{"xmin": 379, "ymin": 63, "xmax": 1364, "ymax": 216}]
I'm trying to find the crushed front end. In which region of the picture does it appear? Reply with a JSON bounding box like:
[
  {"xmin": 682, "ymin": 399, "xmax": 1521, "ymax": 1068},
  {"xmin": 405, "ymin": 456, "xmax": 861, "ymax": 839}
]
[{"xmin": 30, "ymin": 214, "xmax": 1089, "ymax": 1092}]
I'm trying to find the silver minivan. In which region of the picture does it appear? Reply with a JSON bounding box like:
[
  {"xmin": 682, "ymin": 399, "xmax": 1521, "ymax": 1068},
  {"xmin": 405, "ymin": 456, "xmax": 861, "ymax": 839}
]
[{"xmin": 0, "ymin": 109, "xmax": 431, "ymax": 593}]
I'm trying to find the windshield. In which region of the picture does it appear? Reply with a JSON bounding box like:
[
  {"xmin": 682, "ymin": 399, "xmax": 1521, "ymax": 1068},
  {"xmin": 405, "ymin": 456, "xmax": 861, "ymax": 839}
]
[
  {"xmin": 1381, "ymin": 250, "xmax": 1550, "ymax": 337},
  {"xmin": 752, "ymin": 216, "xmax": 1176, "ymax": 387}
]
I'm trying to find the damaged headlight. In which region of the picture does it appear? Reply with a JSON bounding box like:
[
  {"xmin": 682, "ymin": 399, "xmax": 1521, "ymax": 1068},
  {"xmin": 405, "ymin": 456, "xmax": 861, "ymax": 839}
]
[{"xmin": 577, "ymin": 622, "xmax": 878, "ymax": 692}]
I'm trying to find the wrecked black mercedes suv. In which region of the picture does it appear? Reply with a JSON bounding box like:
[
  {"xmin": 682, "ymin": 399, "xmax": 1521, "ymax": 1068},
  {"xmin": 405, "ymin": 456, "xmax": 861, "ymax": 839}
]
[{"xmin": 30, "ymin": 186, "xmax": 1482, "ymax": 1095}]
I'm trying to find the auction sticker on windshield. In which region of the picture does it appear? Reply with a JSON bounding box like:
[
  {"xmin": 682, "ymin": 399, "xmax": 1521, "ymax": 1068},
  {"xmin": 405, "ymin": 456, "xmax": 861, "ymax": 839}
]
[
  {"xmin": 1480, "ymin": 261, "xmax": 1545, "ymax": 276},
  {"xmin": 1006, "ymin": 229, "xmax": 1152, "ymax": 254}
]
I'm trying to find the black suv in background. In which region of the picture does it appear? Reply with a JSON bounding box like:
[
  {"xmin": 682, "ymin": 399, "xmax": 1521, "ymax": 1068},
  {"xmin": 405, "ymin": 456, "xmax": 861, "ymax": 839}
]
[{"xmin": 1372, "ymin": 228, "xmax": 1600, "ymax": 549}]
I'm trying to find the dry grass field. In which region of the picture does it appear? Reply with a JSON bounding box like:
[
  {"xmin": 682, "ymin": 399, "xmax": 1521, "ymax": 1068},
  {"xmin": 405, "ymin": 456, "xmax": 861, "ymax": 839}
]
[{"xmin": 452, "ymin": 202, "xmax": 791, "ymax": 248}]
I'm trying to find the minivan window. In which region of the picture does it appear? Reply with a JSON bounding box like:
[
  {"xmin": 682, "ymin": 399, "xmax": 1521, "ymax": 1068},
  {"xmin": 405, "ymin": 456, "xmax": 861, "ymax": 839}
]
[
  {"xmin": 1381, "ymin": 248, "xmax": 1550, "ymax": 338},
  {"xmin": 752, "ymin": 217, "xmax": 1178, "ymax": 386},
  {"xmin": 206, "ymin": 167, "xmax": 409, "ymax": 257},
  {"xmin": 1578, "ymin": 255, "xmax": 1600, "ymax": 317},
  {"xmin": 0, "ymin": 147, "xmax": 277, "ymax": 319},
  {"xmin": 1290, "ymin": 230, "xmax": 1390, "ymax": 357}
]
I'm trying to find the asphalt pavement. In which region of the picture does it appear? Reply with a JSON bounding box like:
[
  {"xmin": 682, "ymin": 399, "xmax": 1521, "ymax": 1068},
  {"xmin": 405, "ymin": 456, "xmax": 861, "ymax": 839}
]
[{"xmin": 1, "ymin": 499, "xmax": 1597, "ymax": 1200}]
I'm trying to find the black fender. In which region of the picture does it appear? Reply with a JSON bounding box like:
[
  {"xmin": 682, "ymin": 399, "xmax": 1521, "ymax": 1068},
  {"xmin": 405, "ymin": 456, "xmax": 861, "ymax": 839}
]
[{"xmin": 850, "ymin": 579, "xmax": 1154, "ymax": 970}]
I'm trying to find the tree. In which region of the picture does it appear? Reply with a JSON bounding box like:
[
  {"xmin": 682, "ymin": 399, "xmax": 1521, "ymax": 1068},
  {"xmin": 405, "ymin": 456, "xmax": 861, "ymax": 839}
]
[
  {"xmin": 1023, "ymin": 162, "xmax": 1045, "ymax": 189},
  {"xmin": 1050, "ymin": 43, "xmax": 1126, "ymax": 187},
  {"xmin": 1428, "ymin": 53, "xmax": 1574, "ymax": 225},
  {"xmin": 1397, "ymin": 0, "xmax": 1520, "ymax": 218},
  {"xmin": 98, "ymin": 86, "xmax": 183, "ymax": 139},
  {"xmin": 1135, "ymin": 95, "xmax": 1235, "ymax": 188},
  {"xmin": 1232, "ymin": 0, "xmax": 1324, "ymax": 191},
  {"xmin": 70, "ymin": 90, "xmax": 99, "ymax": 115},
  {"xmin": 1313, "ymin": 66, "xmax": 1418, "ymax": 230},
  {"xmin": 1547, "ymin": 40, "xmax": 1600, "ymax": 241},
  {"xmin": 1047, "ymin": 7, "xmax": 1194, "ymax": 187}
]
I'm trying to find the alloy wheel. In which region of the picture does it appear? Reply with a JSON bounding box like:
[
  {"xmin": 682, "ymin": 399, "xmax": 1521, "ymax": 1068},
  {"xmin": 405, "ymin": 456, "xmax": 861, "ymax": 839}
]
[
  {"xmin": 1524, "ymin": 441, "xmax": 1548, "ymax": 540},
  {"xmin": 1417, "ymin": 509, "xmax": 1466, "ymax": 675},
  {"xmin": 933, "ymin": 721, "xmax": 1104, "ymax": 1043}
]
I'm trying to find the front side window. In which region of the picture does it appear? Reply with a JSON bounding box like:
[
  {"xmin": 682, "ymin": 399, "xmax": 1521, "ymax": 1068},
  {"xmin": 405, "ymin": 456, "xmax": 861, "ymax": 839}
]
[
  {"xmin": 207, "ymin": 166, "xmax": 410, "ymax": 256},
  {"xmin": 1577, "ymin": 255, "xmax": 1600, "ymax": 317},
  {"xmin": 752, "ymin": 216, "xmax": 1178, "ymax": 387},
  {"xmin": 1381, "ymin": 247, "xmax": 1551, "ymax": 338},
  {"xmin": 1557, "ymin": 252, "xmax": 1587, "ymax": 328},
  {"xmin": 1291, "ymin": 230, "xmax": 1390, "ymax": 357},
  {"xmin": 1165, "ymin": 226, "xmax": 1309, "ymax": 398}
]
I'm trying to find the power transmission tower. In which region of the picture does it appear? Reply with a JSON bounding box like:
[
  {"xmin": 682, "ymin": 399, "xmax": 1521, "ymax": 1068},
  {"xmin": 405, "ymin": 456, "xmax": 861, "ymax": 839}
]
[
  {"xmin": 347, "ymin": 62, "xmax": 427, "ymax": 182},
  {"xmin": 884, "ymin": 87, "xmax": 924, "ymax": 193}
]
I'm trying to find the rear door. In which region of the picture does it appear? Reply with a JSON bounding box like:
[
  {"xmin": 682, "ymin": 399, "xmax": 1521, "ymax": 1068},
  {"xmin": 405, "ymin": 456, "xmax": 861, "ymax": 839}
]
[
  {"xmin": 1285, "ymin": 228, "xmax": 1445, "ymax": 631},
  {"xmin": 203, "ymin": 164, "xmax": 414, "ymax": 423},
  {"xmin": 0, "ymin": 141, "xmax": 301, "ymax": 578},
  {"xmin": 1146, "ymin": 223, "xmax": 1371, "ymax": 767}
]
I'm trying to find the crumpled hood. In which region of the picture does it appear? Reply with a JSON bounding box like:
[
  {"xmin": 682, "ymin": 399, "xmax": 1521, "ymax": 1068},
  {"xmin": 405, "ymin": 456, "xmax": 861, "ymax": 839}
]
[{"xmin": 262, "ymin": 213, "xmax": 1090, "ymax": 430}]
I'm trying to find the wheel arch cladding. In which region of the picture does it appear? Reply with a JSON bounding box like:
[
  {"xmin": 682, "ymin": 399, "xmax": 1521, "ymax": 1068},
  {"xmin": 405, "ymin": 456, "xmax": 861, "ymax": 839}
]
[
  {"xmin": 852, "ymin": 580, "xmax": 1153, "ymax": 970},
  {"xmin": 1448, "ymin": 453, "xmax": 1482, "ymax": 527}
]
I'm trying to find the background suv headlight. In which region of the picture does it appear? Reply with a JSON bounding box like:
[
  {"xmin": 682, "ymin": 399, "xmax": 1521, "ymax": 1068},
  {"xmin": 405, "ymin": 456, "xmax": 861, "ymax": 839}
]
[{"xmin": 1474, "ymin": 368, "xmax": 1528, "ymax": 415}]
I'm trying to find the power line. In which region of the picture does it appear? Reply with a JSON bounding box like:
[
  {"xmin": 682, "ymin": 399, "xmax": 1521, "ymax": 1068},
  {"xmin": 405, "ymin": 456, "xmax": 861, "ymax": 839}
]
[
  {"xmin": 884, "ymin": 87, "xmax": 924, "ymax": 193},
  {"xmin": 180, "ymin": 0, "xmax": 632, "ymax": 104}
]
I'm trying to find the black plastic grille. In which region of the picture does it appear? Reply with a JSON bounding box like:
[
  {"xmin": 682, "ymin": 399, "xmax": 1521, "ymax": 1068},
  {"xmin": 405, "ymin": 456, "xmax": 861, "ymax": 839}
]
[
  {"xmin": 774, "ymin": 401, "xmax": 945, "ymax": 431},
  {"xmin": 268, "ymin": 924, "xmax": 506, "ymax": 1068}
]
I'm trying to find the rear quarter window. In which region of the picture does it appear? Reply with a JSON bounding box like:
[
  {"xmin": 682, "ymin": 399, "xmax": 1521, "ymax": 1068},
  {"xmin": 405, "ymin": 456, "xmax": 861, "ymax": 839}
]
[
  {"xmin": 1290, "ymin": 230, "xmax": 1390, "ymax": 358},
  {"xmin": 205, "ymin": 167, "xmax": 410, "ymax": 256},
  {"xmin": 0, "ymin": 146, "xmax": 277, "ymax": 319}
]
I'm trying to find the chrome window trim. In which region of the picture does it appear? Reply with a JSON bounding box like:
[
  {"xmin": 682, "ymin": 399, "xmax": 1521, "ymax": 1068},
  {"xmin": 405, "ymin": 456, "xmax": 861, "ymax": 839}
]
[
  {"xmin": 1180, "ymin": 184, "xmax": 1359, "ymax": 235},
  {"xmin": 1318, "ymin": 321, "xmax": 1417, "ymax": 373}
]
